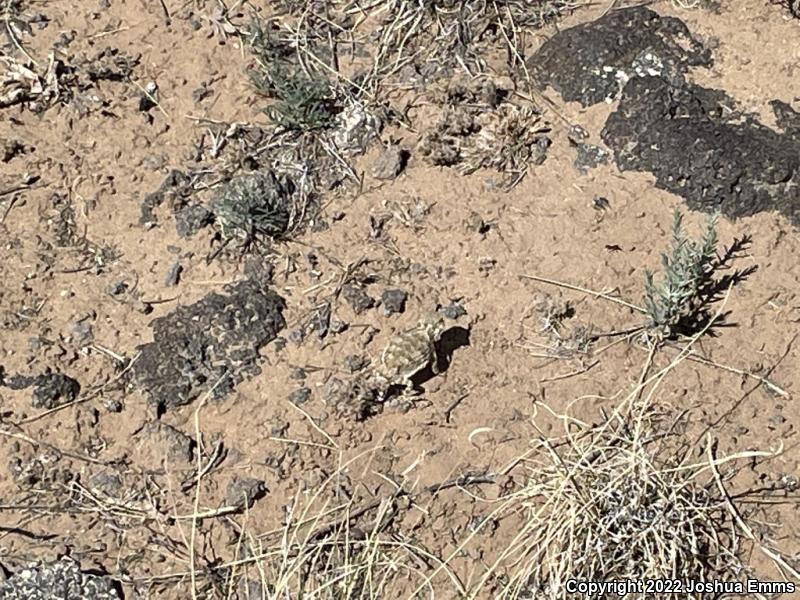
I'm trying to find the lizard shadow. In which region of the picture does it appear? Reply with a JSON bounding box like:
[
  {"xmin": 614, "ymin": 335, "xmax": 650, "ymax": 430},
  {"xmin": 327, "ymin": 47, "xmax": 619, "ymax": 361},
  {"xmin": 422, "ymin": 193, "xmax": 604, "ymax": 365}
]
[{"xmin": 416, "ymin": 325, "xmax": 472, "ymax": 389}]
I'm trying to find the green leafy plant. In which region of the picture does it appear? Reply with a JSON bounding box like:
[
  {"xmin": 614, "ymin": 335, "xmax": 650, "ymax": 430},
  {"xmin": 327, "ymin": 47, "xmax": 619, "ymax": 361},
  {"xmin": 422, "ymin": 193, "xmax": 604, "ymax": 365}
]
[
  {"xmin": 244, "ymin": 20, "xmax": 338, "ymax": 131},
  {"xmin": 265, "ymin": 70, "xmax": 337, "ymax": 131},
  {"xmin": 643, "ymin": 209, "xmax": 719, "ymax": 338}
]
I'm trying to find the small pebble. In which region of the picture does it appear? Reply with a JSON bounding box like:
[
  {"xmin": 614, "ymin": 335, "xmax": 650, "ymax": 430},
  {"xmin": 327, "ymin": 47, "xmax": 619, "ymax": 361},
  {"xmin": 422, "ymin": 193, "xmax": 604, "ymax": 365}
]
[
  {"xmin": 103, "ymin": 398, "xmax": 123, "ymax": 413},
  {"xmin": 381, "ymin": 288, "xmax": 408, "ymax": 315},
  {"xmin": 192, "ymin": 85, "xmax": 211, "ymax": 103},
  {"xmin": 778, "ymin": 474, "xmax": 798, "ymax": 492},
  {"xmin": 342, "ymin": 284, "xmax": 375, "ymax": 314},
  {"xmin": 289, "ymin": 368, "xmax": 307, "ymax": 381},
  {"xmin": 574, "ymin": 143, "xmax": 610, "ymax": 174},
  {"xmin": 322, "ymin": 377, "xmax": 347, "ymax": 406},
  {"xmin": 70, "ymin": 319, "xmax": 94, "ymax": 345},
  {"xmin": 329, "ymin": 317, "xmax": 348, "ymax": 334},
  {"xmin": 441, "ymin": 301, "xmax": 467, "ymax": 320},
  {"xmin": 225, "ymin": 476, "xmax": 267, "ymax": 509},
  {"xmin": 370, "ymin": 145, "xmax": 408, "ymax": 180},
  {"xmin": 288, "ymin": 329, "xmax": 305, "ymax": 345},
  {"xmin": 164, "ymin": 260, "xmax": 183, "ymax": 287},
  {"xmin": 343, "ymin": 354, "xmax": 369, "ymax": 373},
  {"xmin": 567, "ymin": 124, "xmax": 589, "ymax": 143},
  {"xmin": 289, "ymin": 387, "xmax": 311, "ymax": 405}
]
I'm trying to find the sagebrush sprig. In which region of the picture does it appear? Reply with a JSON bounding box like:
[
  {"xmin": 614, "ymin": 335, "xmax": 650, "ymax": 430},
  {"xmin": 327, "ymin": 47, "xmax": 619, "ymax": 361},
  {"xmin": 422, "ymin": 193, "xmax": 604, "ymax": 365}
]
[{"xmin": 644, "ymin": 209, "xmax": 719, "ymax": 338}]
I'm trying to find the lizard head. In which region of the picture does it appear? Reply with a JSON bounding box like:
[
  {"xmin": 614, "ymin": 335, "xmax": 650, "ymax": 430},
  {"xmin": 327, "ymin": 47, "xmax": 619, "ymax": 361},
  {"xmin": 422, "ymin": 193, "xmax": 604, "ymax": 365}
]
[{"xmin": 419, "ymin": 312, "xmax": 446, "ymax": 341}]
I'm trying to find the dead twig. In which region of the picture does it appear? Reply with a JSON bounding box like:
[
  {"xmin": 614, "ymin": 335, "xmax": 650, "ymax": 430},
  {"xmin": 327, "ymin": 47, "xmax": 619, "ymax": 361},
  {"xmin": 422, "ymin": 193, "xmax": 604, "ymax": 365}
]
[{"xmin": 519, "ymin": 273, "xmax": 646, "ymax": 313}]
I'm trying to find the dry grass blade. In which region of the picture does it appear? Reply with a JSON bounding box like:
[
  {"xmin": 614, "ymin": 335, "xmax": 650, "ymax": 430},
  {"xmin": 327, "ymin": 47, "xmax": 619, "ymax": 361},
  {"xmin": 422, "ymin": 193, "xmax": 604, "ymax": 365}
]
[
  {"xmin": 481, "ymin": 405, "xmax": 771, "ymax": 597},
  {"xmin": 142, "ymin": 440, "xmax": 468, "ymax": 598},
  {"xmin": 461, "ymin": 290, "xmax": 796, "ymax": 598}
]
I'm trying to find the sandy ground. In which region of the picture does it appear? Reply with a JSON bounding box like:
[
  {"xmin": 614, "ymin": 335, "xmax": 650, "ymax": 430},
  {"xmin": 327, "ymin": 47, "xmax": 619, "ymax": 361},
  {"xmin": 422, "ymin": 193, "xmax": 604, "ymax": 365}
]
[{"xmin": 1, "ymin": 0, "xmax": 799, "ymax": 598}]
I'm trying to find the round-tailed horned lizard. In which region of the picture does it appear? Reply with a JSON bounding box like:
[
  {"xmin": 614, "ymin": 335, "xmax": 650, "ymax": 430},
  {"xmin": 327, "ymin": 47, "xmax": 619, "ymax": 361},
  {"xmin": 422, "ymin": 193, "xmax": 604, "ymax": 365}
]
[{"xmin": 372, "ymin": 313, "xmax": 446, "ymax": 400}]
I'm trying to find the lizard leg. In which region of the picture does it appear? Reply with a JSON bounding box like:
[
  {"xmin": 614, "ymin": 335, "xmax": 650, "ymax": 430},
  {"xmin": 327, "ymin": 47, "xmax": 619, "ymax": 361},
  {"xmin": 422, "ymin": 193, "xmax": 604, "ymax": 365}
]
[
  {"xmin": 430, "ymin": 343, "xmax": 440, "ymax": 375},
  {"xmin": 401, "ymin": 379, "xmax": 424, "ymax": 400}
]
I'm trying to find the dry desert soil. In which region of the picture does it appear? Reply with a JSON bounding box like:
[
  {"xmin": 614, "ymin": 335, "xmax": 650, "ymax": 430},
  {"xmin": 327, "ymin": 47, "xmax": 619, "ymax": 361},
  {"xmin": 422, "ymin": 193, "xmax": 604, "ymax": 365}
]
[{"xmin": 1, "ymin": 0, "xmax": 799, "ymax": 598}]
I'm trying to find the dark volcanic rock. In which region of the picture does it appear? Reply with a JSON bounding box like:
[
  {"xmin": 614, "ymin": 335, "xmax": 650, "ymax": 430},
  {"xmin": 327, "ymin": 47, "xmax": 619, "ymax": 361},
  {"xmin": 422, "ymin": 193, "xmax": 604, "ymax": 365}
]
[
  {"xmin": 341, "ymin": 284, "xmax": 375, "ymax": 314},
  {"xmin": 381, "ymin": 288, "xmax": 408, "ymax": 315},
  {"xmin": 0, "ymin": 557, "xmax": 121, "ymax": 600},
  {"xmin": 132, "ymin": 279, "xmax": 286, "ymax": 413},
  {"xmin": 45, "ymin": 372, "xmax": 79, "ymax": 407},
  {"xmin": 602, "ymin": 76, "xmax": 800, "ymax": 223},
  {"xmin": 225, "ymin": 476, "xmax": 268, "ymax": 509},
  {"xmin": 530, "ymin": 6, "xmax": 800, "ymax": 225},
  {"xmin": 174, "ymin": 202, "xmax": 213, "ymax": 238},
  {"xmin": 574, "ymin": 143, "xmax": 609, "ymax": 174},
  {"xmin": 2, "ymin": 369, "xmax": 81, "ymax": 409},
  {"xmin": 528, "ymin": 7, "xmax": 711, "ymax": 106},
  {"xmin": 140, "ymin": 169, "xmax": 192, "ymax": 227}
]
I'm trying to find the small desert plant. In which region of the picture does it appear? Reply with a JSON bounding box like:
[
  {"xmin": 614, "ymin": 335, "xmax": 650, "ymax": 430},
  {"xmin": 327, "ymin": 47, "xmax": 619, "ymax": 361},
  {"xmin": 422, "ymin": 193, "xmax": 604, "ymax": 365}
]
[
  {"xmin": 459, "ymin": 104, "xmax": 551, "ymax": 187},
  {"xmin": 643, "ymin": 209, "xmax": 719, "ymax": 338},
  {"xmin": 234, "ymin": 498, "xmax": 434, "ymax": 598},
  {"xmin": 244, "ymin": 20, "xmax": 338, "ymax": 131},
  {"xmin": 265, "ymin": 71, "xmax": 338, "ymax": 131},
  {"xmin": 210, "ymin": 170, "xmax": 294, "ymax": 247}
]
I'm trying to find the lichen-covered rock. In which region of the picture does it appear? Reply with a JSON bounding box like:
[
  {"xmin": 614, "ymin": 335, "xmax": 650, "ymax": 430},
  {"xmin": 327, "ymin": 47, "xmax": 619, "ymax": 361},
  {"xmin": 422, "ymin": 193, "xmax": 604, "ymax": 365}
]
[
  {"xmin": 528, "ymin": 7, "xmax": 711, "ymax": 106},
  {"xmin": 529, "ymin": 5, "xmax": 800, "ymax": 225},
  {"xmin": 132, "ymin": 279, "xmax": 286, "ymax": 413},
  {"xmin": 602, "ymin": 76, "xmax": 800, "ymax": 224},
  {"xmin": 333, "ymin": 103, "xmax": 381, "ymax": 154},
  {"xmin": 0, "ymin": 557, "xmax": 121, "ymax": 600}
]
